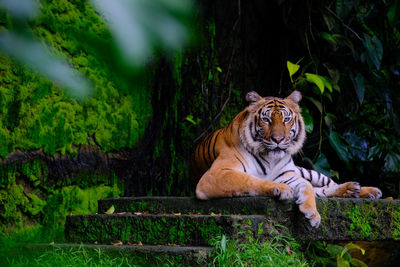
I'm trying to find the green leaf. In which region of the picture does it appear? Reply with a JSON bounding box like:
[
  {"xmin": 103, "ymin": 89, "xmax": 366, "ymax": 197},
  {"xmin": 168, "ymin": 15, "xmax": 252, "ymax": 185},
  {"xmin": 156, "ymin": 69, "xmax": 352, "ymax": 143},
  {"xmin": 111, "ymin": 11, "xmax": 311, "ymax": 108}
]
[
  {"xmin": 384, "ymin": 152, "xmax": 400, "ymax": 172},
  {"xmin": 301, "ymin": 104, "xmax": 314, "ymax": 133},
  {"xmin": 185, "ymin": 115, "xmax": 197, "ymax": 125},
  {"xmin": 216, "ymin": 67, "xmax": 222, "ymax": 72},
  {"xmin": 287, "ymin": 60, "xmax": 300, "ymax": 82},
  {"xmin": 320, "ymin": 76, "xmax": 333, "ymax": 92},
  {"xmin": 388, "ymin": 0, "xmax": 399, "ymax": 27},
  {"xmin": 327, "ymin": 129, "xmax": 351, "ymax": 166},
  {"xmin": 314, "ymin": 153, "xmax": 331, "ymax": 177},
  {"xmin": 349, "ymin": 258, "xmax": 368, "ymax": 267},
  {"xmin": 305, "ymin": 96, "xmax": 323, "ymax": 114},
  {"xmin": 323, "ymin": 63, "xmax": 340, "ymax": 86},
  {"xmin": 90, "ymin": 0, "xmax": 193, "ymax": 67},
  {"xmin": 337, "ymin": 257, "xmax": 350, "ymax": 267},
  {"xmin": 324, "ymin": 113, "xmax": 336, "ymax": 128},
  {"xmin": 344, "ymin": 243, "xmax": 365, "ymax": 255},
  {"xmin": 349, "ymin": 72, "xmax": 365, "ymax": 105},
  {"xmin": 105, "ymin": 205, "xmax": 115, "ymax": 214},
  {"xmin": 220, "ymin": 235, "xmax": 226, "ymax": 251},
  {"xmin": 362, "ymin": 34, "xmax": 383, "ymax": 70},
  {"xmin": 305, "ymin": 73, "xmax": 325, "ymax": 94}
]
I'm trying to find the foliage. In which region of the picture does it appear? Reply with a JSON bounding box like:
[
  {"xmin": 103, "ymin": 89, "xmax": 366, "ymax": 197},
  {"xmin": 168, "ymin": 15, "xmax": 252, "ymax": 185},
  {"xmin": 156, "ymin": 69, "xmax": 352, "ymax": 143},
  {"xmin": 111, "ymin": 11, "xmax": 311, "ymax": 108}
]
[
  {"xmin": 306, "ymin": 241, "xmax": 367, "ymax": 267},
  {"xmin": 284, "ymin": 0, "xmax": 400, "ymax": 196},
  {"xmin": 210, "ymin": 235, "xmax": 309, "ymax": 267}
]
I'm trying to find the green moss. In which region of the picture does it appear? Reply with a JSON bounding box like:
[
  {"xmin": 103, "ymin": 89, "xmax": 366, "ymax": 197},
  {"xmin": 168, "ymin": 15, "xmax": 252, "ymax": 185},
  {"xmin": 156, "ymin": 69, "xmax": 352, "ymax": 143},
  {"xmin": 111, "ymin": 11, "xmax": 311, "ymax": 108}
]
[
  {"xmin": 390, "ymin": 205, "xmax": 400, "ymax": 240},
  {"xmin": 346, "ymin": 202, "xmax": 380, "ymax": 240},
  {"xmin": 0, "ymin": 0, "xmax": 153, "ymax": 157}
]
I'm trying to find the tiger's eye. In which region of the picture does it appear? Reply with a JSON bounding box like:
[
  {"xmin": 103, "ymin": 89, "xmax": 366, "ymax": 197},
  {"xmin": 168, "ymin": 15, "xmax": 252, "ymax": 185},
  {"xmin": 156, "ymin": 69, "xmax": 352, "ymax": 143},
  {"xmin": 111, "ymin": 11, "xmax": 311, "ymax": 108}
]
[
  {"xmin": 284, "ymin": 117, "xmax": 291, "ymax": 123},
  {"xmin": 261, "ymin": 117, "xmax": 271, "ymax": 124}
]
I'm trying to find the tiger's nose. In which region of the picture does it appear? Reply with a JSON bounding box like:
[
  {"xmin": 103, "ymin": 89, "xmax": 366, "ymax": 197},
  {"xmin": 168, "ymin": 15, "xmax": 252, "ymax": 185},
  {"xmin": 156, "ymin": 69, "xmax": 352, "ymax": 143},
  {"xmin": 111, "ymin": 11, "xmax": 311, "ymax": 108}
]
[{"xmin": 271, "ymin": 135, "xmax": 285, "ymax": 144}]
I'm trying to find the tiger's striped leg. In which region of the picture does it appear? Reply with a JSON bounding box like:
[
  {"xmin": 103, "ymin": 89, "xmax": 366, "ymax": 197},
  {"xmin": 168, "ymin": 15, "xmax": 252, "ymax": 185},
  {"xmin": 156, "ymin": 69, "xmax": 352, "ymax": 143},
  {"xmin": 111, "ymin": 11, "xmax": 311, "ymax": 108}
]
[
  {"xmin": 297, "ymin": 167, "xmax": 362, "ymax": 198},
  {"xmin": 196, "ymin": 169, "xmax": 293, "ymax": 200},
  {"xmin": 275, "ymin": 171, "xmax": 321, "ymax": 228}
]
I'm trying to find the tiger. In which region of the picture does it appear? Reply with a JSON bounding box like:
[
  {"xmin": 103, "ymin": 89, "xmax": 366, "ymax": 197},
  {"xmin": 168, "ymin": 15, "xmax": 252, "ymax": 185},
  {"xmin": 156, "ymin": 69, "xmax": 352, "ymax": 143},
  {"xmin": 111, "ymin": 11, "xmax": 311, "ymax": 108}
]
[{"xmin": 190, "ymin": 90, "xmax": 382, "ymax": 228}]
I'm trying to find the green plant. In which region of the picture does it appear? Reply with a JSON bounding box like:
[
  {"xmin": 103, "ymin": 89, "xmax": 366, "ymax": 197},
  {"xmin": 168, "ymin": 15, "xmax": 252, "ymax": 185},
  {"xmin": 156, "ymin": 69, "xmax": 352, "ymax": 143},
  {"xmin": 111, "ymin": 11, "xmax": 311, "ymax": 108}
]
[
  {"xmin": 306, "ymin": 241, "xmax": 367, "ymax": 267},
  {"xmin": 210, "ymin": 235, "xmax": 309, "ymax": 267}
]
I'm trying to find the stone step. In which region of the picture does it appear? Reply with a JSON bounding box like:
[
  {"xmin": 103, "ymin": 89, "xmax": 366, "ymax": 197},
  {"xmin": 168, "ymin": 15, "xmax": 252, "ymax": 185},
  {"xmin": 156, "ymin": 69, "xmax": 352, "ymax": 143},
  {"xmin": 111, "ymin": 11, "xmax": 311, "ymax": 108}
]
[
  {"xmin": 67, "ymin": 196, "xmax": 400, "ymax": 244},
  {"xmin": 66, "ymin": 213, "xmax": 285, "ymax": 246},
  {"xmin": 23, "ymin": 243, "xmax": 211, "ymax": 266},
  {"xmin": 98, "ymin": 196, "xmax": 294, "ymax": 215}
]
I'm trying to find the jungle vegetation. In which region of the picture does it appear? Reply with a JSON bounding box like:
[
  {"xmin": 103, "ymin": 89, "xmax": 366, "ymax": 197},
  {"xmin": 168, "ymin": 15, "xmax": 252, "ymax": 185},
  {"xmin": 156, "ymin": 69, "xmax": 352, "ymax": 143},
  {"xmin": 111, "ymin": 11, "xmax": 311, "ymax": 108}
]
[{"xmin": 0, "ymin": 1, "xmax": 399, "ymax": 265}]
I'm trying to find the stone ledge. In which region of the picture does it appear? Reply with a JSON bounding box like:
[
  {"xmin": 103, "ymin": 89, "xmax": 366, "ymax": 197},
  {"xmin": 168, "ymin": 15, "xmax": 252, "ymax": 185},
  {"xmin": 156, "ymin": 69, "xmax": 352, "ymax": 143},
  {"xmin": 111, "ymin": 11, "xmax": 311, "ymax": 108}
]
[
  {"xmin": 66, "ymin": 197, "xmax": 400, "ymax": 245},
  {"xmin": 98, "ymin": 197, "xmax": 400, "ymax": 241}
]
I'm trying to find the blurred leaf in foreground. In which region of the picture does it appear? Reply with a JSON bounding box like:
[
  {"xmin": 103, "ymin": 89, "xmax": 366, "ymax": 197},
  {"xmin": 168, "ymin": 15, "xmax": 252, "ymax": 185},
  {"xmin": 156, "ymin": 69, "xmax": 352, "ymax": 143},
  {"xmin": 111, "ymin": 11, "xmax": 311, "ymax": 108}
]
[
  {"xmin": 0, "ymin": 31, "xmax": 92, "ymax": 99},
  {"xmin": 90, "ymin": 0, "xmax": 194, "ymax": 67},
  {"xmin": 0, "ymin": 0, "xmax": 38, "ymax": 20}
]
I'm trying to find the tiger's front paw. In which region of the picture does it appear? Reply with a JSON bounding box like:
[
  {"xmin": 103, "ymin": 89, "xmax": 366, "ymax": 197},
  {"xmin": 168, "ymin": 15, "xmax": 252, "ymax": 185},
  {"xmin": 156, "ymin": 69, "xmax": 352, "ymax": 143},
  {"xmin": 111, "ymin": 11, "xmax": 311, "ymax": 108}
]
[
  {"xmin": 335, "ymin": 182, "xmax": 361, "ymax": 198},
  {"xmin": 299, "ymin": 205, "xmax": 321, "ymax": 228},
  {"xmin": 360, "ymin": 187, "xmax": 382, "ymax": 199},
  {"xmin": 273, "ymin": 184, "xmax": 293, "ymax": 200},
  {"xmin": 308, "ymin": 211, "xmax": 321, "ymax": 228}
]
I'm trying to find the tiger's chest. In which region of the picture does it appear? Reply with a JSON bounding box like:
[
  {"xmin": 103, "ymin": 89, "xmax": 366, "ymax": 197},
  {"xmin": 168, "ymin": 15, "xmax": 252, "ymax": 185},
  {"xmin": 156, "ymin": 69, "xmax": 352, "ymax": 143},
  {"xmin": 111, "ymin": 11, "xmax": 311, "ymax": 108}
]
[{"xmin": 245, "ymin": 151, "xmax": 297, "ymax": 181}]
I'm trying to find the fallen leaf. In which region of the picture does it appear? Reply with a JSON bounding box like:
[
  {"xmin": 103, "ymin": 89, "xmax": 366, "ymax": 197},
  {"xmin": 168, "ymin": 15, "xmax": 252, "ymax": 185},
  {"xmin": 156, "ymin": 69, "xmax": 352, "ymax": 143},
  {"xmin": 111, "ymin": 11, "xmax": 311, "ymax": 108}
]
[
  {"xmin": 111, "ymin": 240, "xmax": 123, "ymax": 246},
  {"xmin": 138, "ymin": 241, "xmax": 143, "ymax": 246},
  {"xmin": 385, "ymin": 197, "xmax": 394, "ymax": 200},
  {"xmin": 49, "ymin": 241, "xmax": 54, "ymax": 245},
  {"xmin": 173, "ymin": 212, "xmax": 181, "ymax": 216},
  {"xmin": 134, "ymin": 212, "xmax": 142, "ymax": 215},
  {"xmin": 117, "ymin": 212, "xmax": 127, "ymax": 215},
  {"xmin": 105, "ymin": 205, "xmax": 115, "ymax": 214}
]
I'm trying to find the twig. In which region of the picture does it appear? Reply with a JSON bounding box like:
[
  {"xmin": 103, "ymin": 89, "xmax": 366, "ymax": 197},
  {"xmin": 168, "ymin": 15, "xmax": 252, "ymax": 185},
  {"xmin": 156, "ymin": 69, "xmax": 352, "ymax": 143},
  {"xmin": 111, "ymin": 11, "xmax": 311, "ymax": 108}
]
[
  {"xmin": 194, "ymin": 87, "xmax": 231, "ymax": 143},
  {"xmin": 325, "ymin": 7, "xmax": 363, "ymax": 41}
]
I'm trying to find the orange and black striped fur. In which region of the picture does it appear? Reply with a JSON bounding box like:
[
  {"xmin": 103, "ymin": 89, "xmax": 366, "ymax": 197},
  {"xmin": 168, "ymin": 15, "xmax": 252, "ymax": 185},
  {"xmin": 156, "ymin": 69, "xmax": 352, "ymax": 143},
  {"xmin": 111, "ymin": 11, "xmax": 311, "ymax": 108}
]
[{"xmin": 190, "ymin": 91, "xmax": 382, "ymax": 228}]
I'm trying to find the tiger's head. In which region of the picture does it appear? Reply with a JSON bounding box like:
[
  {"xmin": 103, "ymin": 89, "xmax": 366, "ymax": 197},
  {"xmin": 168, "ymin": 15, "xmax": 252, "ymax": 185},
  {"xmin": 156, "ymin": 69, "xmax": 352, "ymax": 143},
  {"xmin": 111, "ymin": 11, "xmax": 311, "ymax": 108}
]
[{"xmin": 239, "ymin": 90, "xmax": 305, "ymax": 157}]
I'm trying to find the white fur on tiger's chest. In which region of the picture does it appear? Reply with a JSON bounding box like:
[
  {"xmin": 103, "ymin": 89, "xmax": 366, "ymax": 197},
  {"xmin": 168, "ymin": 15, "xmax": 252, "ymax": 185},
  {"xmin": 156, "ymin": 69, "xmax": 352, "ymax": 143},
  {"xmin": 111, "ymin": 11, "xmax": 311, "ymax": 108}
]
[{"xmin": 244, "ymin": 151, "xmax": 296, "ymax": 181}]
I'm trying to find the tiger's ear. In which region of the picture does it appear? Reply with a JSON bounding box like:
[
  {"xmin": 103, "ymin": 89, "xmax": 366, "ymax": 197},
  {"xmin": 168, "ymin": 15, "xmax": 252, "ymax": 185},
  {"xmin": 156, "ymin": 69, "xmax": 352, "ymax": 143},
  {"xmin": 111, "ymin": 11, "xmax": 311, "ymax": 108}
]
[
  {"xmin": 246, "ymin": 91, "xmax": 262, "ymax": 104},
  {"xmin": 286, "ymin": 90, "xmax": 302, "ymax": 104}
]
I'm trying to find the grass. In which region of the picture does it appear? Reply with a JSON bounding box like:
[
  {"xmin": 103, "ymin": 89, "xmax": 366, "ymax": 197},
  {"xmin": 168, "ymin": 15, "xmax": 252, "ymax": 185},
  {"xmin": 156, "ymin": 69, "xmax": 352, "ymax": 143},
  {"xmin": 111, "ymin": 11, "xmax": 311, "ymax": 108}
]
[
  {"xmin": 0, "ymin": 225, "xmax": 315, "ymax": 266},
  {"xmin": 209, "ymin": 235, "xmax": 310, "ymax": 267},
  {"xmin": 1, "ymin": 244, "xmax": 187, "ymax": 267}
]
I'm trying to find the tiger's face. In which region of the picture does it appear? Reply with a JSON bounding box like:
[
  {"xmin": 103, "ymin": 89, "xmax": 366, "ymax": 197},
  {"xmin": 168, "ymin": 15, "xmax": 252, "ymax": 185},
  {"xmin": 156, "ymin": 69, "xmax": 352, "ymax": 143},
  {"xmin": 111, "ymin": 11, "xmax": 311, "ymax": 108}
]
[{"xmin": 240, "ymin": 91, "xmax": 305, "ymax": 157}]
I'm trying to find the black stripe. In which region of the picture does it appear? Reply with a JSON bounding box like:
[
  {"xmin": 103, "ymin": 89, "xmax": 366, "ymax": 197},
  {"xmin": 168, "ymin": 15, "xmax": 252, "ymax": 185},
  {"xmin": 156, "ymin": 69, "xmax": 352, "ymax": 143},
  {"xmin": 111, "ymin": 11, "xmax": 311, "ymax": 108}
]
[
  {"xmin": 260, "ymin": 157, "xmax": 269, "ymax": 165},
  {"xmin": 203, "ymin": 133, "xmax": 213, "ymax": 167},
  {"xmin": 207, "ymin": 133, "xmax": 214, "ymax": 165},
  {"xmin": 307, "ymin": 169, "xmax": 313, "ymax": 181},
  {"xmin": 322, "ymin": 188, "xmax": 326, "ymax": 196},
  {"xmin": 317, "ymin": 172, "xmax": 321, "ymax": 183},
  {"xmin": 235, "ymin": 155, "xmax": 247, "ymax": 172},
  {"xmin": 299, "ymin": 167, "xmax": 305, "ymax": 178},
  {"xmin": 252, "ymin": 154, "xmax": 266, "ymax": 175},
  {"xmin": 284, "ymin": 176, "xmax": 296, "ymax": 185},
  {"xmin": 212, "ymin": 130, "xmax": 222, "ymax": 160},
  {"xmin": 250, "ymin": 122, "xmax": 257, "ymax": 141},
  {"xmin": 274, "ymin": 170, "xmax": 295, "ymax": 181}
]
